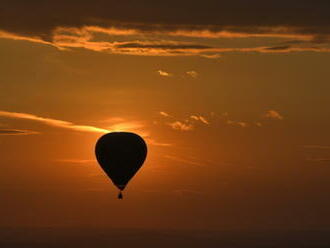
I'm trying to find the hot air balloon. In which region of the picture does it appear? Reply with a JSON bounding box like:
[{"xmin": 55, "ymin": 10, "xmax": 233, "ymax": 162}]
[{"xmin": 95, "ymin": 132, "xmax": 147, "ymax": 199}]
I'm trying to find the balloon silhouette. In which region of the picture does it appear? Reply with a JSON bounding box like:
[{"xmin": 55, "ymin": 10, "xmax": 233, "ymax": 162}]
[{"xmin": 95, "ymin": 132, "xmax": 147, "ymax": 199}]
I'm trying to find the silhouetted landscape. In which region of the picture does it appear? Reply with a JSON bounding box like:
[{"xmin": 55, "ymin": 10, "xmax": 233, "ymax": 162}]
[{"xmin": 1, "ymin": 227, "xmax": 330, "ymax": 248}]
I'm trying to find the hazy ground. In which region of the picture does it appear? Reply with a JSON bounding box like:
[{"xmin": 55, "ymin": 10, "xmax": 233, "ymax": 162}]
[{"xmin": 1, "ymin": 227, "xmax": 330, "ymax": 247}]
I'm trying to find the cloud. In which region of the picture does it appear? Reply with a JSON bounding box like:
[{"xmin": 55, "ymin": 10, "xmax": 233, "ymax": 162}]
[
  {"xmin": 99, "ymin": 117, "xmax": 125, "ymax": 123},
  {"xmin": 159, "ymin": 111, "xmax": 171, "ymax": 117},
  {"xmin": 0, "ymin": 110, "xmax": 169, "ymax": 146},
  {"xmin": 264, "ymin": 110, "xmax": 284, "ymax": 120},
  {"xmin": 164, "ymin": 155, "xmax": 204, "ymax": 166},
  {"xmin": 0, "ymin": 30, "xmax": 53, "ymax": 46},
  {"xmin": 264, "ymin": 45, "xmax": 292, "ymax": 51},
  {"xmin": 227, "ymin": 120, "xmax": 248, "ymax": 128},
  {"xmin": 147, "ymin": 139, "xmax": 172, "ymax": 147},
  {"xmin": 190, "ymin": 115, "xmax": 209, "ymax": 124},
  {"xmin": 160, "ymin": 110, "xmax": 285, "ymax": 131},
  {"xmin": 157, "ymin": 70, "xmax": 172, "ymax": 77},
  {"xmin": 1, "ymin": 26, "xmax": 330, "ymax": 57},
  {"xmin": 98, "ymin": 117, "xmax": 147, "ymax": 135},
  {"xmin": 2, "ymin": 1, "xmax": 330, "ymax": 41},
  {"xmin": 0, "ymin": 129, "xmax": 39, "ymax": 135},
  {"xmin": 0, "ymin": 110, "xmax": 110, "ymax": 133},
  {"xmin": 0, "ymin": 1, "xmax": 330, "ymax": 60},
  {"xmin": 2, "ymin": 2, "xmax": 330, "ymax": 58},
  {"xmin": 117, "ymin": 42, "xmax": 210, "ymax": 50},
  {"xmin": 186, "ymin": 70, "xmax": 198, "ymax": 78},
  {"xmin": 56, "ymin": 159, "xmax": 95, "ymax": 164},
  {"xmin": 50, "ymin": 27, "xmax": 330, "ymax": 56},
  {"xmin": 212, "ymin": 111, "xmax": 286, "ymax": 128},
  {"xmin": 237, "ymin": 122, "xmax": 248, "ymax": 128},
  {"xmin": 197, "ymin": 116, "xmax": 209, "ymax": 125},
  {"xmin": 108, "ymin": 121, "xmax": 144, "ymax": 132},
  {"xmin": 159, "ymin": 113, "xmax": 212, "ymax": 131},
  {"xmin": 168, "ymin": 121, "xmax": 194, "ymax": 131}
]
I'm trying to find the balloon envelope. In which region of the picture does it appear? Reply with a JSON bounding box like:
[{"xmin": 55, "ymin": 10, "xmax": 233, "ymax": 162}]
[{"xmin": 95, "ymin": 132, "xmax": 147, "ymax": 191}]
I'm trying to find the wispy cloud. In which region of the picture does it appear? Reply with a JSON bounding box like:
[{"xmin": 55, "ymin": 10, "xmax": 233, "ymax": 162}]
[
  {"xmin": 52, "ymin": 25, "xmax": 315, "ymax": 42},
  {"xmin": 2, "ymin": 25, "xmax": 330, "ymax": 58},
  {"xmin": 190, "ymin": 116, "xmax": 199, "ymax": 121},
  {"xmin": 0, "ymin": 110, "xmax": 110, "ymax": 133},
  {"xmin": 164, "ymin": 155, "xmax": 204, "ymax": 166},
  {"xmin": 161, "ymin": 110, "xmax": 285, "ymax": 131},
  {"xmin": 98, "ymin": 117, "xmax": 147, "ymax": 135},
  {"xmin": 108, "ymin": 121, "xmax": 144, "ymax": 132},
  {"xmin": 2, "ymin": 0, "xmax": 330, "ymax": 58},
  {"xmin": 0, "ymin": 128, "xmax": 39, "ymax": 135},
  {"xmin": 190, "ymin": 115, "xmax": 209, "ymax": 124},
  {"xmin": 50, "ymin": 28, "xmax": 330, "ymax": 57},
  {"xmin": 264, "ymin": 110, "xmax": 284, "ymax": 120},
  {"xmin": 159, "ymin": 113, "xmax": 210, "ymax": 131},
  {"xmin": 147, "ymin": 139, "xmax": 172, "ymax": 147},
  {"xmin": 227, "ymin": 120, "xmax": 248, "ymax": 128},
  {"xmin": 186, "ymin": 70, "xmax": 198, "ymax": 78},
  {"xmin": 159, "ymin": 111, "xmax": 171, "ymax": 117},
  {"xmin": 0, "ymin": 110, "xmax": 170, "ymax": 147},
  {"xmin": 168, "ymin": 121, "xmax": 194, "ymax": 131},
  {"xmin": 56, "ymin": 159, "xmax": 95, "ymax": 164},
  {"xmin": 157, "ymin": 70, "xmax": 172, "ymax": 77},
  {"xmin": 0, "ymin": 30, "xmax": 53, "ymax": 46},
  {"xmin": 2, "ymin": 0, "xmax": 330, "ymax": 41},
  {"xmin": 100, "ymin": 117, "xmax": 125, "ymax": 123}
]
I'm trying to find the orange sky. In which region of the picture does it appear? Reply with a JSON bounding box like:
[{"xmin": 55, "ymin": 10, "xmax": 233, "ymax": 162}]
[{"xmin": 1, "ymin": 1, "xmax": 330, "ymax": 231}]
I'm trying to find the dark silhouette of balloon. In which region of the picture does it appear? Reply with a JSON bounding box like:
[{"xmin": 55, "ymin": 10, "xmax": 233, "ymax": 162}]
[{"xmin": 95, "ymin": 132, "xmax": 147, "ymax": 199}]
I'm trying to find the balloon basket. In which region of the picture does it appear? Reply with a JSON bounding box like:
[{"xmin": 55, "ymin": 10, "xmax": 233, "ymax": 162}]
[{"xmin": 118, "ymin": 191, "xmax": 123, "ymax": 199}]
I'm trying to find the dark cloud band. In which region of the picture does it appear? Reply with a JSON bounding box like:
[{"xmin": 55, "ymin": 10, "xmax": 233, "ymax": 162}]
[
  {"xmin": 1, "ymin": 1, "xmax": 330, "ymax": 39},
  {"xmin": 0, "ymin": 129, "xmax": 38, "ymax": 135}
]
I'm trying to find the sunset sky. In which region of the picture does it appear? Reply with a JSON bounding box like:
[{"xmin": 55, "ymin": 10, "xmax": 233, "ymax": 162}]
[{"xmin": 1, "ymin": 1, "xmax": 330, "ymax": 231}]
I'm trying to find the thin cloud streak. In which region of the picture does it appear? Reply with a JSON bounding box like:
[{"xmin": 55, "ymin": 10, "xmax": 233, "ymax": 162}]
[
  {"xmin": 56, "ymin": 25, "xmax": 316, "ymax": 40},
  {"xmin": 0, "ymin": 110, "xmax": 170, "ymax": 147},
  {"xmin": 157, "ymin": 70, "xmax": 173, "ymax": 77},
  {"xmin": 264, "ymin": 110, "xmax": 284, "ymax": 120},
  {"xmin": 160, "ymin": 111, "xmax": 171, "ymax": 117},
  {"xmin": 56, "ymin": 159, "xmax": 95, "ymax": 164},
  {"xmin": 0, "ymin": 30, "xmax": 54, "ymax": 46},
  {"xmin": 164, "ymin": 155, "xmax": 206, "ymax": 166},
  {"xmin": 44, "ymin": 38, "xmax": 330, "ymax": 57},
  {"xmin": 161, "ymin": 110, "xmax": 286, "ymax": 131},
  {"xmin": 186, "ymin": 71, "xmax": 198, "ymax": 78},
  {"xmin": 2, "ymin": 0, "xmax": 330, "ymax": 60},
  {"xmin": 0, "ymin": 128, "xmax": 39, "ymax": 135},
  {"xmin": 190, "ymin": 115, "xmax": 209, "ymax": 124},
  {"xmin": 1, "ymin": 28, "xmax": 330, "ymax": 58},
  {"xmin": 2, "ymin": 0, "xmax": 330, "ymax": 39},
  {"xmin": 227, "ymin": 120, "xmax": 248, "ymax": 128},
  {"xmin": 0, "ymin": 110, "xmax": 110, "ymax": 133},
  {"xmin": 108, "ymin": 121, "xmax": 144, "ymax": 132},
  {"xmin": 168, "ymin": 121, "xmax": 194, "ymax": 131},
  {"xmin": 147, "ymin": 139, "xmax": 172, "ymax": 147}
]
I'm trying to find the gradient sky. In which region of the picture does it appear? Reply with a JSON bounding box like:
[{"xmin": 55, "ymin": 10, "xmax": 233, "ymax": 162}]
[{"xmin": 1, "ymin": 1, "xmax": 330, "ymax": 231}]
